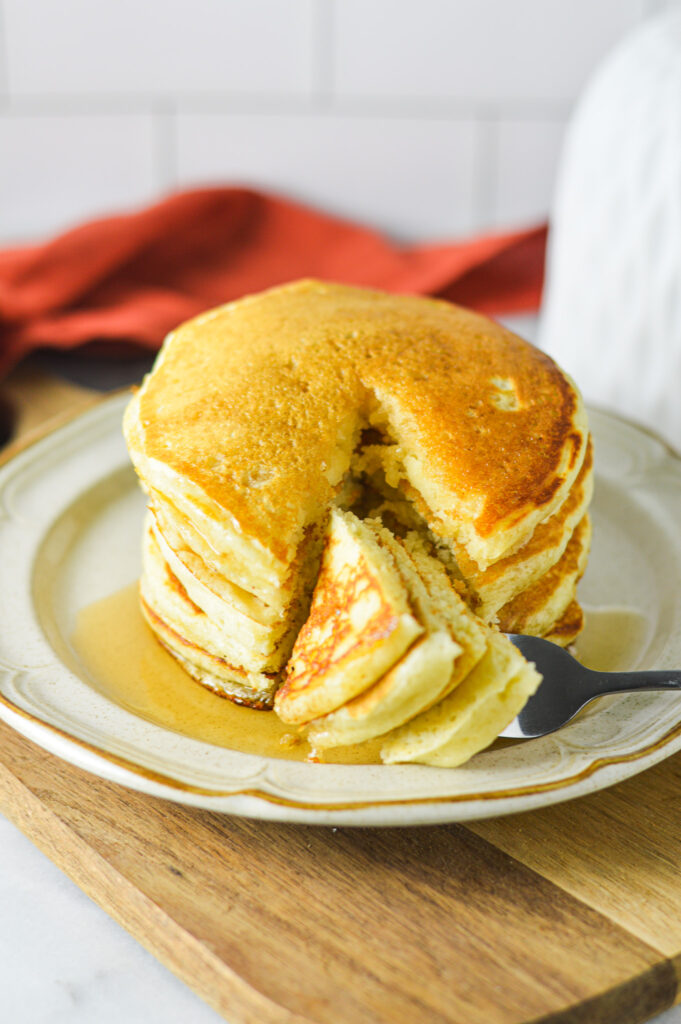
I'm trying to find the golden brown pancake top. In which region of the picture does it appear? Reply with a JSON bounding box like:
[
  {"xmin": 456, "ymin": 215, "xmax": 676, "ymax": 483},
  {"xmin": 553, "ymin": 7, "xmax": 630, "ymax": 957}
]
[{"xmin": 136, "ymin": 280, "xmax": 585, "ymax": 562}]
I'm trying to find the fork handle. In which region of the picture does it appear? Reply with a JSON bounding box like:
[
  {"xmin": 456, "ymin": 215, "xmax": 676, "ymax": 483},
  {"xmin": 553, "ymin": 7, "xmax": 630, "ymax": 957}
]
[{"xmin": 590, "ymin": 668, "xmax": 681, "ymax": 696}]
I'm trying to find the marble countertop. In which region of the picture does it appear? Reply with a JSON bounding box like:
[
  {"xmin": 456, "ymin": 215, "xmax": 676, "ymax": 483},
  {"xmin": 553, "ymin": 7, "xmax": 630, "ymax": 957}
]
[{"xmin": 0, "ymin": 814, "xmax": 222, "ymax": 1023}]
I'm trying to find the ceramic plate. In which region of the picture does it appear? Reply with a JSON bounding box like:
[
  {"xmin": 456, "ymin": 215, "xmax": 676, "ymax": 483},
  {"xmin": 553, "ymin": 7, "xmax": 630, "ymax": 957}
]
[{"xmin": 1, "ymin": 394, "xmax": 681, "ymax": 826}]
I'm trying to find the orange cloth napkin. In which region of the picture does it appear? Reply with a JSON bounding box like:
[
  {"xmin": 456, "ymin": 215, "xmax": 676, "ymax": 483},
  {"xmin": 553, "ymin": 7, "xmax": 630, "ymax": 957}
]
[{"xmin": 0, "ymin": 187, "xmax": 547, "ymax": 378}]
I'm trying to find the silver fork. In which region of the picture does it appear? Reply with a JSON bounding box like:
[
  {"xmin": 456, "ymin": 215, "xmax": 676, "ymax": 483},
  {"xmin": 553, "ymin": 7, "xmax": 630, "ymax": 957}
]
[{"xmin": 500, "ymin": 634, "xmax": 681, "ymax": 739}]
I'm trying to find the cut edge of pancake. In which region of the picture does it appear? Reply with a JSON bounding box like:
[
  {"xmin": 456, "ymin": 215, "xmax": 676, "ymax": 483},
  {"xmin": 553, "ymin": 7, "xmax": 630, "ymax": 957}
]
[
  {"xmin": 306, "ymin": 632, "xmax": 459, "ymax": 749},
  {"xmin": 140, "ymin": 594, "xmax": 278, "ymax": 709},
  {"xmin": 304, "ymin": 516, "xmax": 478, "ymax": 748},
  {"xmin": 273, "ymin": 509, "xmax": 423, "ymax": 725},
  {"xmin": 380, "ymin": 631, "xmax": 542, "ymax": 766}
]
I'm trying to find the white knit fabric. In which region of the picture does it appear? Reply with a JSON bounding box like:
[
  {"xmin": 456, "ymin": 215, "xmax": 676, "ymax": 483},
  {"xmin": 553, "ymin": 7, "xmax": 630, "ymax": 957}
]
[{"xmin": 540, "ymin": 11, "xmax": 681, "ymax": 449}]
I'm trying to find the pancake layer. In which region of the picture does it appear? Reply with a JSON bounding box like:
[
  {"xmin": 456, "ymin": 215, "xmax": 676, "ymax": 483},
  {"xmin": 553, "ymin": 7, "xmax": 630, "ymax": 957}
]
[{"xmin": 274, "ymin": 509, "xmax": 422, "ymax": 724}]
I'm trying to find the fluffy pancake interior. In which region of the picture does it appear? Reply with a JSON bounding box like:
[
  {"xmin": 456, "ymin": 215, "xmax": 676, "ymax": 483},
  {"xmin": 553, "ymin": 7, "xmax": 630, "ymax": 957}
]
[
  {"xmin": 306, "ymin": 633, "xmax": 459, "ymax": 749},
  {"xmin": 381, "ymin": 632, "xmax": 541, "ymax": 766},
  {"xmin": 399, "ymin": 530, "xmax": 488, "ymax": 691},
  {"xmin": 274, "ymin": 509, "xmax": 423, "ymax": 725},
  {"xmin": 305, "ymin": 519, "xmax": 464, "ymax": 748}
]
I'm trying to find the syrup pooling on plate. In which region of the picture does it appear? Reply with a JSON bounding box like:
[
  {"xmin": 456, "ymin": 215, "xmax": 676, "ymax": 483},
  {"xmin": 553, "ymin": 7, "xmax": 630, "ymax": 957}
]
[
  {"xmin": 71, "ymin": 584, "xmax": 382, "ymax": 765},
  {"xmin": 574, "ymin": 606, "xmax": 650, "ymax": 673},
  {"xmin": 71, "ymin": 587, "xmax": 648, "ymax": 765}
]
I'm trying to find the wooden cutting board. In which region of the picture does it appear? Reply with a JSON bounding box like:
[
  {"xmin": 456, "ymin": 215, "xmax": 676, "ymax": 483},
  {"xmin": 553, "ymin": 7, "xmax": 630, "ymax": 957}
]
[{"xmin": 2, "ymin": 363, "xmax": 681, "ymax": 1024}]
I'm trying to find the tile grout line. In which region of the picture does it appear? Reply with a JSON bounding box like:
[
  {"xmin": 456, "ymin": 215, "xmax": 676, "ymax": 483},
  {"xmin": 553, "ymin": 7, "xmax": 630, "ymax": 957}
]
[
  {"xmin": 0, "ymin": 91, "xmax": 573, "ymax": 121},
  {"xmin": 311, "ymin": 0, "xmax": 335, "ymax": 108},
  {"xmin": 472, "ymin": 110, "xmax": 499, "ymax": 232}
]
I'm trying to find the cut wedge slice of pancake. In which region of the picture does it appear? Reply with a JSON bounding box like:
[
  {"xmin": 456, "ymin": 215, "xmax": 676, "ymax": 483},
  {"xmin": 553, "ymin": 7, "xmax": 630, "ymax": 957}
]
[
  {"xmin": 306, "ymin": 519, "xmax": 489, "ymax": 748},
  {"xmin": 307, "ymin": 633, "xmax": 459, "ymax": 749},
  {"xmin": 381, "ymin": 632, "xmax": 541, "ymax": 767},
  {"xmin": 274, "ymin": 509, "xmax": 423, "ymax": 724},
  {"xmin": 400, "ymin": 531, "xmax": 488, "ymax": 690}
]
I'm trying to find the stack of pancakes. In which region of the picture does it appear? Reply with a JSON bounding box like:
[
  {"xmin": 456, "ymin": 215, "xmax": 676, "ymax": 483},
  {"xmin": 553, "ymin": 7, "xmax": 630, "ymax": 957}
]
[{"xmin": 124, "ymin": 280, "xmax": 592, "ymax": 764}]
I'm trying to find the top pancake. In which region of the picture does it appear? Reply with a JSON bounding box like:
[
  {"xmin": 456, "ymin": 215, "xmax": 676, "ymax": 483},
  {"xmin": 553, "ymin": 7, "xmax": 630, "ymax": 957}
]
[{"xmin": 127, "ymin": 280, "xmax": 588, "ymax": 570}]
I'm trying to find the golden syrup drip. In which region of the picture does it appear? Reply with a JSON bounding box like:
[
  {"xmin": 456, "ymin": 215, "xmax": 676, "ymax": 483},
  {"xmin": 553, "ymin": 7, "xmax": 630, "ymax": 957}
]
[{"xmin": 71, "ymin": 583, "xmax": 382, "ymax": 764}]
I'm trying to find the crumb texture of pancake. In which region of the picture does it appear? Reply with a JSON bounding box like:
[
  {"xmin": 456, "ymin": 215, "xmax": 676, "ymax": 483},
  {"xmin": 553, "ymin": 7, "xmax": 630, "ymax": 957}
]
[
  {"xmin": 124, "ymin": 279, "xmax": 592, "ymax": 746},
  {"xmin": 380, "ymin": 632, "xmax": 542, "ymax": 767},
  {"xmin": 274, "ymin": 510, "xmax": 422, "ymax": 725}
]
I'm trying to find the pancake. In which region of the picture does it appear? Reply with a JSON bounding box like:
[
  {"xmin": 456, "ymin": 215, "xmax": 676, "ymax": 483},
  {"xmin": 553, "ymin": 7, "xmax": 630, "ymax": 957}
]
[
  {"xmin": 151, "ymin": 516, "xmax": 298, "ymax": 667},
  {"xmin": 140, "ymin": 523, "xmax": 278, "ymax": 707},
  {"xmin": 399, "ymin": 530, "xmax": 489, "ymax": 690},
  {"xmin": 274, "ymin": 509, "xmax": 422, "ymax": 724},
  {"xmin": 307, "ymin": 634, "xmax": 459, "ymax": 750},
  {"xmin": 544, "ymin": 600, "xmax": 584, "ymax": 647},
  {"xmin": 456, "ymin": 441, "xmax": 594, "ymax": 621},
  {"xmin": 149, "ymin": 490, "xmax": 293, "ymax": 623},
  {"xmin": 381, "ymin": 632, "xmax": 541, "ymax": 767},
  {"xmin": 126, "ymin": 398, "xmax": 303, "ymax": 607},
  {"xmin": 305, "ymin": 517, "xmax": 478, "ymax": 749},
  {"xmin": 496, "ymin": 515, "xmax": 591, "ymax": 638}
]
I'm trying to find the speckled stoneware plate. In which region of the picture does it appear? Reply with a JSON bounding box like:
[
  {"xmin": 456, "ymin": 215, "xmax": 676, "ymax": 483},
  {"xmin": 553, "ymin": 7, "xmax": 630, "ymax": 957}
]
[{"xmin": 1, "ymin": 394, "xmax": 681, "ymax": 826}]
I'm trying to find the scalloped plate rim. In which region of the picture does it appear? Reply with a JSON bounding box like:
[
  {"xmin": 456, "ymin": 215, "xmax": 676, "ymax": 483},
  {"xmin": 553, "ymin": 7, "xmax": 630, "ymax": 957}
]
[{"xmin": 1, "ymin": 393, "xmax": 681, "ymax": 825}]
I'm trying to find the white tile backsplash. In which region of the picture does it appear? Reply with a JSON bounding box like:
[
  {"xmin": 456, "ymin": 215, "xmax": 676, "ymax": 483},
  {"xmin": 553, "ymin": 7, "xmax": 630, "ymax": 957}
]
[
  {"xmin": 0, "ymin": 114, "xmax": 157, "ymax": 242},
  {"xmin": 494, "ymin": 119, "xmax": 567, "ymax": 226},
  {"xmin": 4, "ymin": 0, "xmax": 315, "ymax": 97},
  {"xmin": 176, "ymin": 112, "xmax": 478, "ymax": 240},
  {"xmin": 0, "ymin": 0, "xmax": 661, "ymax": 245},
  {"xmin": 333, "ymin": 0, "xmax": 646, "ymax": 103},
  {"xmin": 645, "ymin": 0, "xmax": 681, "ymax": 12},
  {"xmin": 0, "ymin": 4, "xmax": 7, "ymax": 95}
]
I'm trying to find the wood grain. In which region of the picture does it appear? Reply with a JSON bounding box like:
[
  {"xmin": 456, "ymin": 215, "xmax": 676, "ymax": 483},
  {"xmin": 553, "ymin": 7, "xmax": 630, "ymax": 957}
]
[
  {"xmin": 1, "ymin": 367, "xmax": 681, "ymax": 1024},
  {"xmin": 470, "ymin": 752, "xmax": 681, "ymax": 989},
  {"xmin": 0, "ymin": 719, "xmax": 675, "ymax": 1024}
]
